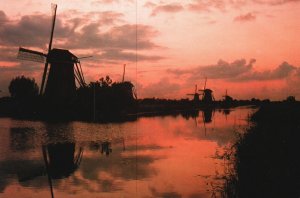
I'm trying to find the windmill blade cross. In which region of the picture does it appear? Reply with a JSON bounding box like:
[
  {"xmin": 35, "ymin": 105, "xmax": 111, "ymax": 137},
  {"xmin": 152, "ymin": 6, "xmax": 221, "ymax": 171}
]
[{"xmin": 17, "ymin": 47, "xmax": 46, "ymax": 63}]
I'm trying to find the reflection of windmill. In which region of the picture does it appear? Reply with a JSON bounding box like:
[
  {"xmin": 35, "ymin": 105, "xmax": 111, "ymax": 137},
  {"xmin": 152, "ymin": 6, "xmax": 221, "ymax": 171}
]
[
  {"xmin": 187, "ymin": 84, "xmax": 200, "ymax": 102},
  {"xmin": 199, "ymin": 77, "xmax": 215, "ymax": 103},
  {"xmin": 17, "ymin": 4, "xmax": 86, "ymax": 103},
  {"xmin": 18, "ymin": 142, "xmax": 83, "ymax": 198},
  {"xmin": 42, "ymin": 143, "xmax": 83, "ymax": 198},
  {"xmin": 202, "ymin": 108, "xmax": 213, "ymax": 123},
  {"xmin": 201, "ymin": 108, "xmax": 214, "ymax": 136}
]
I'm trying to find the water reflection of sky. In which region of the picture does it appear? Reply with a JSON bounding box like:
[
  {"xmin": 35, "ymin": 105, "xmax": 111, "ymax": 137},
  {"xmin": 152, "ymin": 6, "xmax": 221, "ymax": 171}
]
[{"xmin": 0, "ymin": 107, "xmax": 255, "ymax": 198}]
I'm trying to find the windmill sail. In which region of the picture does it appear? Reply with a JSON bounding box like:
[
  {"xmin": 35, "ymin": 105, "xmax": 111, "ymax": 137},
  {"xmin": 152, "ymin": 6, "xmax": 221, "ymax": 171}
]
[
  {"xmin": 40, "ymin": 3, "xmax": 57, "ymax": 95},
  {"xmin": 17, "ymin": 47, "xmax": 46, "ymax": 63},
  {"xmin": 74, "ymin": 62, "xmax": 86, "ymax": 87}
]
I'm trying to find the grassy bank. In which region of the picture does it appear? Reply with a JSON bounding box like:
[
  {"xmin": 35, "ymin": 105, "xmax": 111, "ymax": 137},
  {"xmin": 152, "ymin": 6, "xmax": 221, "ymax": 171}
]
[{"xmin": 223, "ymin": 102, "xmax": 300, "ymax": 198}]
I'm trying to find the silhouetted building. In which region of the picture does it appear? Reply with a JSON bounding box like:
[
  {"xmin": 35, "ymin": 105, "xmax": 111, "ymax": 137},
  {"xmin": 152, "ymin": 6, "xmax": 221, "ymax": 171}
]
[
  {"xmin": 202, "ymin": 89, "xmax": 214, "ymax": 104},
  {"xmin": 45, "ymin": 49, "xmax": 78, "ymax": 104}
]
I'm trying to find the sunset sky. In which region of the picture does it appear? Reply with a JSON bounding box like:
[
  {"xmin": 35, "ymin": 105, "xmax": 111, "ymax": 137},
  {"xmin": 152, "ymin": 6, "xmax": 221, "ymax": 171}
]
[{"xmin": 0, "ymin": 0, "xmax": 299, "ymax": 100}]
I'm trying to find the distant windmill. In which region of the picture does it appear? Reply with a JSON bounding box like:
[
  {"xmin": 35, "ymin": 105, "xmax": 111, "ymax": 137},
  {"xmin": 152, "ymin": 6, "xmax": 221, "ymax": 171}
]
[
  {"xmin": 187, "ymin": 84, "xmax": 200, "ymax": 102},
  {"xmin": 223, "ymin": 89, "xmax": 228, "ymax": 99},
  {"xmin": 17, "ymin": 4, "xmax": 86, "ymax": 103},
  {"xmin": 222, "ymin": 89, "xmax": 233, "ymax": 102},
  {"xmin": 199, "ymin": 77, "xmax": 215, "ymax": 103}
]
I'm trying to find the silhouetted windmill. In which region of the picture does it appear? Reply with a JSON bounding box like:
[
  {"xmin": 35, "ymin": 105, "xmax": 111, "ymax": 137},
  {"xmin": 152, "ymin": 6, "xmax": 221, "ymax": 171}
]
[
  {"xmin": 120, "ymin": 63, "xmax": 138, "ymax": 99},
  {"xmin": 17, "ymin": 4, "xmax": 86, "ymax": 103},
  {"xmin": 199, "ymin": 77, "xmax": 214, "ymax": 103},
  {"xmin": 187, "ymin": 84, "xmax": 200, "ymax": 102},
  {"xmin": 222, "ymin": 89, "xmax": 233, "ymax": 102}
]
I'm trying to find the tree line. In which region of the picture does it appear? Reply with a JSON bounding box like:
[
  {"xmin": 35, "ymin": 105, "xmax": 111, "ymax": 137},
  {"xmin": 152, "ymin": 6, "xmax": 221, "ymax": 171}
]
[{"xmin": 0, "ymin": 75, "xmax": 136, "ymax": 121}]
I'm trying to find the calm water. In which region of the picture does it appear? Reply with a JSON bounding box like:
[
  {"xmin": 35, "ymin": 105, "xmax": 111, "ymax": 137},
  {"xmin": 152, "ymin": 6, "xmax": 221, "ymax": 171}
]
[{"xmin": 0, "ymin": 107, "xmax": 254, "ymax": 198}]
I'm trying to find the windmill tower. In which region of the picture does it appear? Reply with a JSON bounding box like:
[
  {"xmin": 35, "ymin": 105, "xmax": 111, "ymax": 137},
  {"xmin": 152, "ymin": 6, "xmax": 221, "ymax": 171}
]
[
  {"xmin": 17, "ymin": 4, "xmax": 86, "ymax": 105},
  {"xmin": 199, "ymin": 77, "xmax": 215, "ymax": 103},
  {"xmin": 187, "ymin": 84, "xmax": 200, "ymax": 102}
]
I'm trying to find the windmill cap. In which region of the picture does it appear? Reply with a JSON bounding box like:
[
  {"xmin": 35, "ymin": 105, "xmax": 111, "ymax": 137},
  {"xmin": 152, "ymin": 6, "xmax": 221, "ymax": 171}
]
[
  {"xmin": 48, "ymin": 48, "xmax": 78, "ymax": 63},
  {"xmin": 204, "ymin": 89, "xmax": 213, "ymax": 93}
]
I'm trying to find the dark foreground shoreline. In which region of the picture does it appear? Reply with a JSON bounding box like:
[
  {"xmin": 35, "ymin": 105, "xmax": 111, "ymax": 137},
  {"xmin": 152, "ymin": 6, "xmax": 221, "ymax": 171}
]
[
  {"xmin": 0, "ymin": 95, "xmax": 271, "ymax": 122},
  {"xmin": 222, "ymin": 102, "xmax": 300, "ymax": 198}
]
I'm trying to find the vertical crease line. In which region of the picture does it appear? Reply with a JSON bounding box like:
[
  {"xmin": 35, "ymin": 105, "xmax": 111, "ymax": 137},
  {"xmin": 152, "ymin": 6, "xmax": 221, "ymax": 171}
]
[{"xmin": 135, "ymin": 0, "xmax": 138, "ymax": 197}]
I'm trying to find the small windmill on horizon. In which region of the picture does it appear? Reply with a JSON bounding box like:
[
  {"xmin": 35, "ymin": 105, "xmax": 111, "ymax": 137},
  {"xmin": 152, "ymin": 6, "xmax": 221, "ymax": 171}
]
[
  {"xmin": 17, "ymin": 4, "xmax": 86, "ymax": 104},
  {"xmin": 223, "ymin": 89, "xmax": 233, "ymax": 102},
  {"xmin": 198, "ymin": 77, "xmax": 215, "ymax": 103},
  {"xmin": 187, "ymin": 84, "xmax": 200, "ymax": 102}
]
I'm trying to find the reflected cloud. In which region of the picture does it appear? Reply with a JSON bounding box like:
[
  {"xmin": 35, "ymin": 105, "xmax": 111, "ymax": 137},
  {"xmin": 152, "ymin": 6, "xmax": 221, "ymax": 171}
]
[
  {"xmin": 149, "ymin": 187, "xmax": 182, "ymax": 198},
  {"xmin": 0, "ymin": 159, "xmax": 46, "ymax": 192},
  {"xmin": 80, "ymin": 150, "xmax": 160, "ymax": 182}
]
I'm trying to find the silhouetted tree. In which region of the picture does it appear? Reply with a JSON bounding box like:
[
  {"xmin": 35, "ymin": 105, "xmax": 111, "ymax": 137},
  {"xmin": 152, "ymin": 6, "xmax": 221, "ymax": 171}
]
[
  {"xmin": 9, "ymin": 76, "xmax": 39, "ymax": 99},
  {"xmin": 99, "ymin": 76, "xmax": 112, "ymax": 87},
  {"xmin": 75, "ymin": 76, "xmax": 136, "ymax": 120}
]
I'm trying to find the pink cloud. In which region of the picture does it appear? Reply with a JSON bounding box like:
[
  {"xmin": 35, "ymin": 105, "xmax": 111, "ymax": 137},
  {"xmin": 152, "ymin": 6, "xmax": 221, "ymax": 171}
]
[
  {"xmin": 167, "ymin": 59, "xmax": 299, "ymax": 82},
  {"xmin": 150, "ymin": 3, "xmax": 184, "ymax": 16},
  {"xmin": 253, "ymin": 0, "xmax": 300, "ymax": 5},
  {"xmin": 188, "ymin": 0, "xmax": 226, "ymax": 12},
  {"xmin": 93, "ymin": 0, "xmax": 118, "ymax": 3},
  {"xmin": 234, "ymin": 13, "xmax": 256, "ymax": 22}
]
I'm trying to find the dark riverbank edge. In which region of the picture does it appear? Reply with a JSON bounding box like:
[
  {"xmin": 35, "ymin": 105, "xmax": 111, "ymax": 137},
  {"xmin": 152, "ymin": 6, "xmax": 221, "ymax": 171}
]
[
  {"xmin": 0, "ymin": 96, "xmax": 273, "ymax": 122},
  {"xmin": 222, "ymin": 102, "xmax": 300, "ymax": 198}
]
